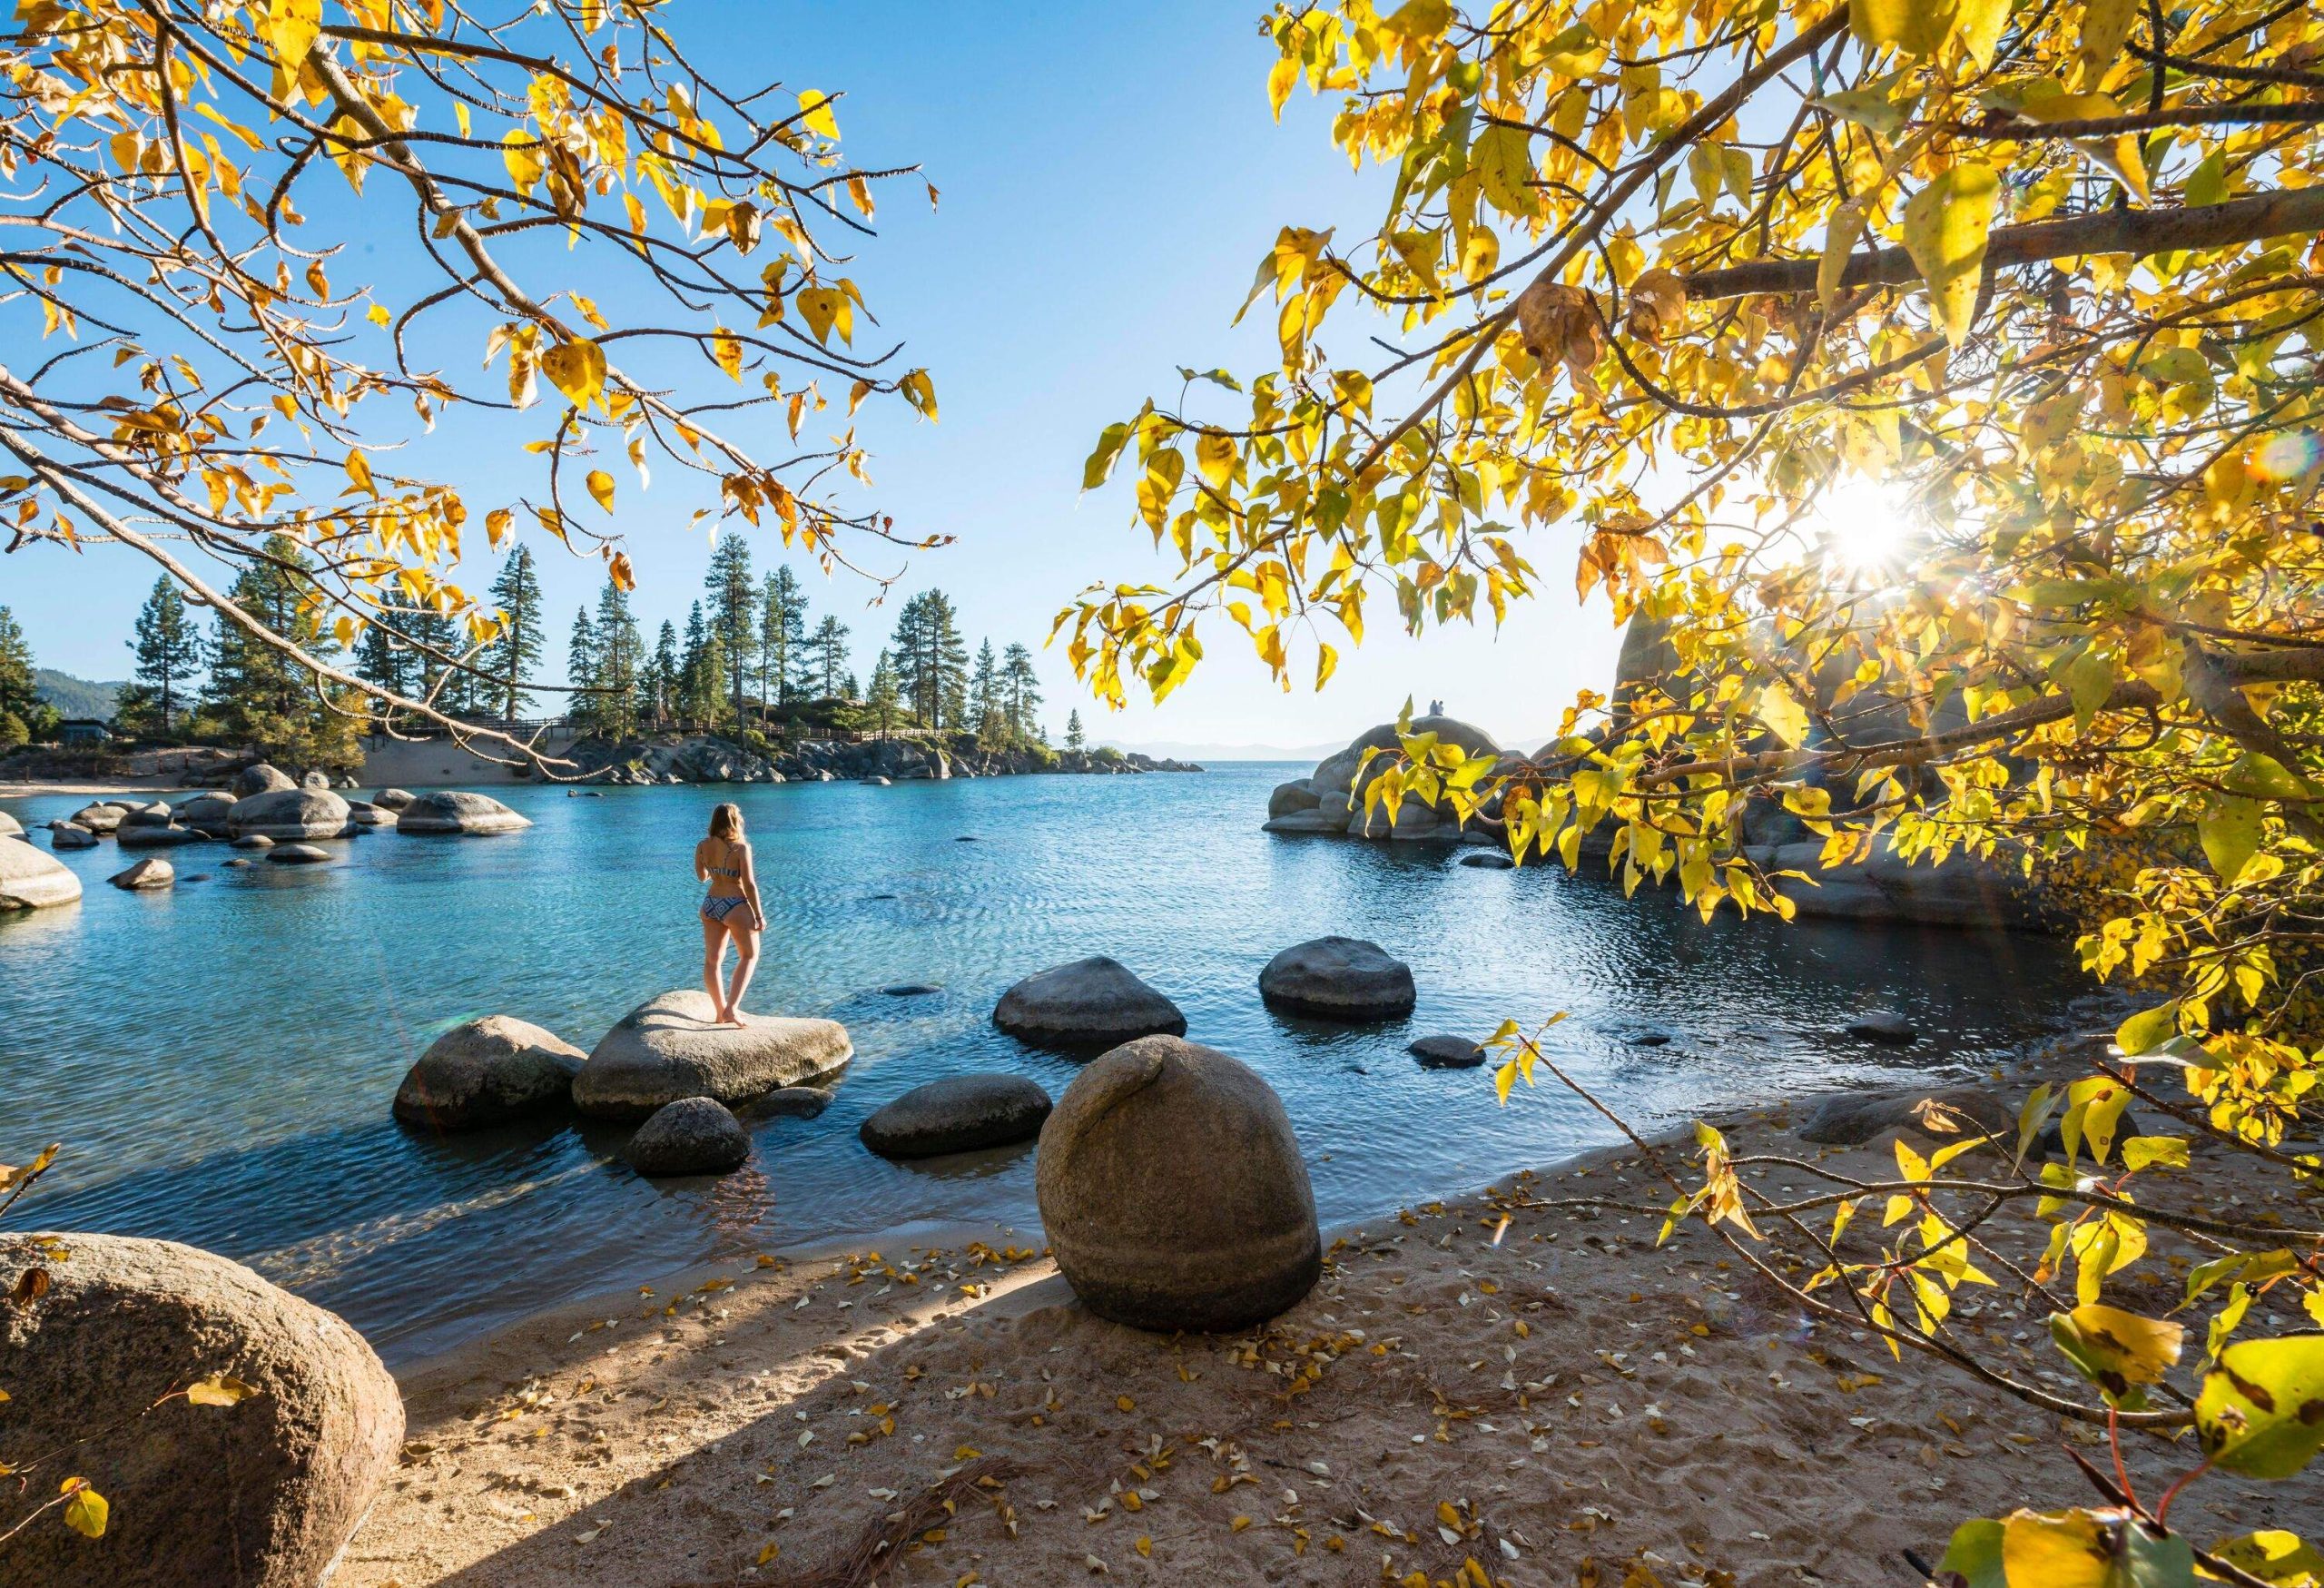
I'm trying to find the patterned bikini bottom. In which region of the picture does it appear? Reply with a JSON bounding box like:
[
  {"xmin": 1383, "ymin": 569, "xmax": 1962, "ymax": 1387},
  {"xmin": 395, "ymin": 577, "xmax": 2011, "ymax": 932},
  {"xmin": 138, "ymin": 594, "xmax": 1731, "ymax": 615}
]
[{"xmin": 701, "ymin": 893, "xmax": 751, "ymax": 923}]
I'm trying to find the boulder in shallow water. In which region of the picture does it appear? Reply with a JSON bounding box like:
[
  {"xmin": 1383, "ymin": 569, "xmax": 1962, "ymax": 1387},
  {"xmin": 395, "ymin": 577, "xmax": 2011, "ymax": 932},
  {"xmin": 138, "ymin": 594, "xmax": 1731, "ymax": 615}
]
[
  {"xmin": 623, "ymin": 1096, "xmax": 750, "ymax": 1176},
  {"xmin": 231, "ymin": 833, "xmax": 275, "ymax": 850},
  {"xmin": 1408, "ymin": 1034, "xmax": 1485, "ymax": 1069},
  {"xmin": 573, "ymin": 990, "xmax": 852, "ymax": 1119},
  {"xmin": 1844, "ymin": 1011, "xmax": 1918, "ymax": 1045},
  {"xmin": 1458, "ymin": 849, "xmax": 1515, "ymax": 869},
  {"xmin": 109, "ymin": 857, "xmax": 174, "ymax": 892},
  {"xmin": 395, "ymin": 789, "xmax": 529, "ymax": 835},
  {"xmin": 1258, "ymin": 936, "xmax": 1416, "ymax": 1021},
  {"xmin": 1795, "ymin": 1088, "xmax": 2014, "ymax": 1147},
  {"xmin": 373, "ymin": 787, "xmax": 416, "ymax": 812},
  {"xmin": 860, "ymin": 1075, "xmax": 1053, "ymax": 1159},
  {"xmin": 751, "ymin": 1087, "xmax": 834, "ymax": 1119},
  {"xmin": 0, "ymin": 838, "xmax": 82, "ymax": 909},
  {"xmin": 116, "ymin": 823, "xmax": 204, "ymax": 850},
  {"xmin": 394, "ymin": 1015, "xmax": 586, "ymax": 1130},
  {"xmin": 992, "ymin": 955, "xmax": 1187, "ymax": 1051},
  {"xmin": 267, "ymin": 843, "xmax": 331, "ymax": 865},
  {"xmin": 173, "ymin": 790, "xmax": 238, "ymax": 835},
  {"xmin": 1267, "ymin": 779, "xmax": 1321, "ymax": 818},
  {"xmin": 232, "ymin": 761, "xmax": 297, "ymax": 797},
  {"xmin": 0, "ymin": 1231, "xmax": 401, "ymax": 1588},
  {"xmin": 49, "ymin": 822, "xmax": 98, "ymax": 850},
  {"xmin": 1037, "ymin": 1035, "xmax": 1320, "ymax": 1332},
  {"xmin": 881, "ymin": 982, "xmax": 941, "ymax": 997},
  {"xmin": 70, "ymin": 801, "xmax": 126, "ymax": 833},
  {"xmin": 229, "ymin": 787, "xmax": 351, "ymax": 841}
]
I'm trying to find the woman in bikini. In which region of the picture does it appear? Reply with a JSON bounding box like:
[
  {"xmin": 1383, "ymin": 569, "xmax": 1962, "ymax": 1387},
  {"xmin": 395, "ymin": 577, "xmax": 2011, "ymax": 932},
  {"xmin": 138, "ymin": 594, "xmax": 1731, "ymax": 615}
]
[{"xmin": 694, "ymin": 804, "xmax": 765, "ymax": 1026}]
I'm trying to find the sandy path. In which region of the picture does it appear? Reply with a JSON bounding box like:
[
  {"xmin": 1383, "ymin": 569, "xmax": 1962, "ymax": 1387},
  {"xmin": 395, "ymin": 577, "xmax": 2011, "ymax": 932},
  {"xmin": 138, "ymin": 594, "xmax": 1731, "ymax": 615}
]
[{"xmin": 337, "ymin": 1080, "xmax": 2311, "ymax": 1588}]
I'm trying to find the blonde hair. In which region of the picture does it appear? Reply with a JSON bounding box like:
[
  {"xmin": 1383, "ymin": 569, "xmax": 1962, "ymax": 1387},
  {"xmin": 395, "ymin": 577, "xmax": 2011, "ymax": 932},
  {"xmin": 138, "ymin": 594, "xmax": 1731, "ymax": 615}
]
[{"xmin": 708, "ymin": 804, "xmax": 743, "ymax": 841}]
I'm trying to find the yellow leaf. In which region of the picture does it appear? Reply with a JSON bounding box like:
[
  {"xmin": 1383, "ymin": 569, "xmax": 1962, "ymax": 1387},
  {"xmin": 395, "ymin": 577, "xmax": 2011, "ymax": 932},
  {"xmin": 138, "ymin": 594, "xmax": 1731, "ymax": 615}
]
[
  {"xmin": 1901, "ymin": 161, "xmax": 1998, "ymax": 349},
  {"xmin": 795, "ymin": 288, "xmax": 850, "ymax": 346},
  {"xmin": 797, "ymin": 91, "xmax": 841, "ymax": 141},
  {"xmin": 260, "ymin": 0, "xmax": 321, "ymax": 68},
  {"xmin": 2073, "ymin": 0, "xmax": 2140, "ymax": 90},
  {"xmin": 586, "ymin": 470, "xmax": 616, "ymax": 513},
  {"xmin": 1268, "ymin": 56, "xmax": 1299, "ymax": 121},
  {"xmin": 540, "ymin": 340, "xmax": 607, "ymax": 410},
  {"xmin": 1757, "ymin": 681, "xmax": 1809, "ymax": 747},
  {"xmin": 185, "ymin": 1374, "xmax": 258, "ymax": 1407},
  {"xmin": 62, "ymin": 1479, "xmax": 107, "ymax": 1539},
  {"xmin": 710, "ymin": 330, "xmax": 743, "ymax": 382},
  {"xmin": 1849, "ymin": 0, "xmax": 1950, "ymax": 57},
  {"xmin": 1817, "ymin": 199, "xmax": 1867, "ymax": 307},
  {"xmin": 344, "ymin": 449, "xmax": 376, "ymax": 498}
]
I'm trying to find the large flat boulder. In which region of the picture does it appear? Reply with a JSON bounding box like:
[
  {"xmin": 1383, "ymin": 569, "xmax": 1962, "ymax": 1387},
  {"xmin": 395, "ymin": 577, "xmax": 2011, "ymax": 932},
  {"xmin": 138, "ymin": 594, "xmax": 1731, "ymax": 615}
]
[
  {"xmin": 0, "ymin": 1231, "xmax": 401, "ymax": 1588},
  {"xmin": 860, "ymin": 1075, "xmax": 1052, "ymax": 1159},
  {"xmin": 395, "ymin": 790, "xmax": 530, "ymax": 836},
  {"xmin": 623, "ymin": 1097, "xmax": 750, "ymax": 1176},
  {"xmin": 394, "ymin": 1015, "xmax": 586, "ymax": 1131},
  {"xmin": 573, "ymin": 990, "xmax": 852, "ymax": 1119},
  {"xmin": 1036, "ymin": 1035, "xmax": 1320, "ymax": 1332},
  {"xmin": 992, "ymin": 955, "xmax": 1187, "ymax": 1051},
  {"xmin": 0, "ymin": 838, "xmax": 82, "ymax": 910},
  {"xmin": 115, "ymin": 823, "xmax": 204, "ymax": 850},
  {"xmin": 70, "ymin": 803, "xmax": 127, "ymax": 833},
  {"xmin": 228, "ymin": 787, "xmax": 352, "ymax": 841},
  {"xmin": 1258, "ymin": 936, "xmax": 1416, "ymax": 1021}
]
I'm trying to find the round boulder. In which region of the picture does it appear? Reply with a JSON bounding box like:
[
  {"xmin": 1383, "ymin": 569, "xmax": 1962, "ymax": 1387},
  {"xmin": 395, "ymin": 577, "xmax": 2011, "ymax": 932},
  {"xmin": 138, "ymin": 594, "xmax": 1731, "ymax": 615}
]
[
  {"xmin": 71, "ymin": 802, "xmax": 127, "ymax": 833},
  {"xmin": 173, "ymin": 790, "xmax": 239, "ymax": 835},
  {"xmin": 49, "ymin": 822, "xmax": 98, "ymax": 850},
  {"xmin": 232, "ymin": 761, "xmax": 298, "ymax": 797},
  {"xmin": 229, "ymin": 787, "xmax": 352, "ymax": 841},
  {"xmin": 1458, "ymin": 849, "xmax": 1515, "ymax": 869},
  {"xmin": 109, "ymin": 857, "xmax": 175, "ymax": 892},
  {"xmin": 267, "ymin": 843, "xmax": 331, "ymax": 865},
  {"xmin": 993, "ymin": 955, "xmax": 1187, "ymax": 1051},
  {"xmin": 1409, "ymin": 1034, "xmax": 1485, "ymax": 1069},
  {"xmin": 1258, "ymin": 937, "xmax": 1416, "ymax": 1021},
  {"xmin": 393, "ymin": 1015, "xmax": 586, "ymax": 1131},
  {"xmin": 0, "ymin": 838, "xmax": 82, "ymax": 910},
  {"xmin": 1037, "ymin": 1035, "xmax": 1320, "ymax": 1333},
  {"xmin": 372, "ymin": 787, "xmax": 417, "ymax": 812},
  {"xmin": 346, "ymin": 801, "xmax": 395, "ymax": 828},
  {"xmin": 1844, "ymin": 1011, "xmax": 1919, "ymax": 1045},
  {"xmin": 752, "ymin": 1087, "xmax": 835, "ymax": 1119},
  {"xmin": 231, "ymin": 833, "xmax": 275, "ymax": 851},
  {"xmin": 860, "ymin": 1075, "xmax": 1053, "ymax": 1159},
  {"xmin": 573, "ymin": 990, "xmax": 853, "ymax": 1119},
  {"xmin": 623, "ymin": 1097, "xmax": 750, "ymax": 1176},
  {"xmin": 0, "ymin": 1231, "xmax": 402, "ymax": 1588},
  {"xmin": 395, "ymin": 790, "xmax": 530, "ymax": 836}
]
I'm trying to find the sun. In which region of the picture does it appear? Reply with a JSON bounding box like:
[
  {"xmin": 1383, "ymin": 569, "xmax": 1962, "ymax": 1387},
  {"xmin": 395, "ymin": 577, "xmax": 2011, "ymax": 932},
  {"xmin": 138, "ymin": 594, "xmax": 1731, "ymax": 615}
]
[{"xmin": 1805, "ymin": 475, "xmax": 1922, "ymax": 581}]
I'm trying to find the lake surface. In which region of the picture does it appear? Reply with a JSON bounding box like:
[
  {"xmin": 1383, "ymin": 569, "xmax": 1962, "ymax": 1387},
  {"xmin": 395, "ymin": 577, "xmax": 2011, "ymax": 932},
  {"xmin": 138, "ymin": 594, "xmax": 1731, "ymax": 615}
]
[{"xmin": 0, "ymin": 765, "xmax": 2093, "ymax": 1363}]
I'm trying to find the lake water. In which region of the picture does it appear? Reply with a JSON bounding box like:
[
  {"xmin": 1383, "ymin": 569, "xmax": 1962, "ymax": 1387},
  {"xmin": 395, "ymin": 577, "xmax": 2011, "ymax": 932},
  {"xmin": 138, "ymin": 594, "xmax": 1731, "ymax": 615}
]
[{"xmin": 0, "ymin": 765, "xmax": 2092, "ymax": 1363}]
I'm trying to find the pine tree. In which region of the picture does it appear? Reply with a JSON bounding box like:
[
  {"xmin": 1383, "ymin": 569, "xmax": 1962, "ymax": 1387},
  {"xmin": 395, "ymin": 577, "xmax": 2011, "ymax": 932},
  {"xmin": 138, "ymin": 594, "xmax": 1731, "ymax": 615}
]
[
  {"xmin": 866, "ymin": 649, "xmax": 901, "ymax": 740},
  {"xmin": 0, "ymin": 607, "xmax": 44, "ymax": 747},
  {"xmin": 705, "ymin": 532, "xmax": 757, "ymax": 722},
  {"xmin": 642, "ymin": 620, "xmax": 680, "ymax": 729},
  {"xmin": 203, "ymin": 537, "xmax": 361, "ymax": 765},
  {"xmin": 679, "ymin": 600, "xmax": 721, "ymax": 726},
  {"xmin": 354, "ymin": 615, "xmax": 416, "ymax": 709},
  {"xmin": 119, "ymin": 577, "xmax": 203, "ymax": 736},
  {"xmin": 759, "ymin": 566, "xmax": 808, "ymax": 708},
  {"xmin": 970, "ymin": 639, "xmax": 1005, "ymax": 746},
  {"xmin": 1001, "ymin": 643, "xmax": 1043, "ymax": 747},
  {"xmin": 566, "ymin": 606, "xmax": 600, "ymax": 733},
  {"xmin": 810, "ymin": 614, "xmax": 851, "ymax": 698},
  {"xmin": 590, "ymin": 582, "xmax": 643, "ymax": 739},
  {"xmin": 890, "ymin": 590, "xmax": 970, "ymax": 731},
  {"xmin": 405, "ymin": 606, "xmax": 465, "ymax": 712},
  {"xmin": 1065, "ymin": 708, "xmax": 1086, "ymax": 751},
  {"xmin": 483, "ymin": 544, "xmax": 546, "ymax": 721}
]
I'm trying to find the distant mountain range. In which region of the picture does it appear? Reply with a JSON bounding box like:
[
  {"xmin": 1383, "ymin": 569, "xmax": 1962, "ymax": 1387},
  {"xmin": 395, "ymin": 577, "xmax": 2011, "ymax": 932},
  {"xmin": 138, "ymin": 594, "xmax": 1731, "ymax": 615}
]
[
  {"xmin": 33, "ymin": 668, "xmax": 123, "ymax": 720},
  {"xmin": 1106, "ymin": 724, "xmax": 1557, "ymax": 764}
]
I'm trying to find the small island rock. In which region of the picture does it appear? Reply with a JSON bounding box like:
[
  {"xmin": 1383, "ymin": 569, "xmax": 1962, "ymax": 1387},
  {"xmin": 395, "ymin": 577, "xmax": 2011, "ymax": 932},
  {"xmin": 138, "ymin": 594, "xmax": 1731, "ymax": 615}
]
[
  {"xmin": 992, "ymin": 955, "xmax": 1187, "ymax": 1050},
  {"xmin": 268, "ymin": 843, "xmax": 331, "ymax": 864},
  {"xmin": 393, "ymin": 1015, "xmax": 586, "ymax": 1130},
  {"xmin": 373, "ymin": 787, "xmax": 417, "ymax": 811},
  {"xmin": 623, "ymin": 1097, "xmax": 750, "ymax": 1176},
  {"xmin": 70, "ymin": 802, "xmax": 127, "ymax": 833},
  {"xmin": 1258, "ymin": 936, "xmax": 1416, "ymax": 1021},
  {"xmin": 1844, "ymin": 1011, "xmax": 1919, "ymax": 1045},
  {"xmin": 573, "ymin": 990, "xmax": 852, "ymax": 1119},
  {"xmin": 1037, "ymin": 1035, "xmax": 1321, "ymax": 1332},
  {"xmin": 49, "ymin": 822, "xmax": 98, "ymax": 850},
  {"xmin": 109, "ymin": 856, "xmax": 175, "ymax": 892},
  {"xmin": 0, "ymin": 839, "xmax": 82, "ymax": 910},
  {"xmin": 116, "ymin": 822, "xmax": 204, "ymax": 849},
  {"xmin": 395, "ymin": 790, "xmax": 530, "ymax": 835},
  {"xmin": 860, "ymin": 1075, "xmax": 1053, "ymax": 1159},
  {"xmin": 1458, "ymin": 849, "xmax": 1515, "ymax": 869},
  {"xmin": 0, "ymin": 1231, "xmax": 401, "ymax": 1588},
  {"xmin": 230, "ymin": 787, "xmax": 352, "ymax": 841},
  {"xmin": 1408, "ymin": 1034, "xmax": 1485, "ymax": 1069}
]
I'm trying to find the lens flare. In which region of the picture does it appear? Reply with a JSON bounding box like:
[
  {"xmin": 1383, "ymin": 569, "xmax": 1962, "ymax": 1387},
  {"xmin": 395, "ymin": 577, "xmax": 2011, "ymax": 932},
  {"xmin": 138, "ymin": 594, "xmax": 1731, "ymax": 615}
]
[
  {"xmin": 1806, "ymin": 476, "xmax": 1920, "ymax": 579},
  {"xmin": 2250, "ymin": 431, "xmax": 2321, "ymax": 483}
]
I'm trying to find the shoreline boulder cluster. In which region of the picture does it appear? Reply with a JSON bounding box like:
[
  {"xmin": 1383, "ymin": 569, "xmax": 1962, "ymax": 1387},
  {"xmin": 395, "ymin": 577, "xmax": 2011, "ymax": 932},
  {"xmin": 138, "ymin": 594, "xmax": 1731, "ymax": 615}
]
[{"xmin": 569, "ymin": 732, "xmax": 1199, "ymax": 786}]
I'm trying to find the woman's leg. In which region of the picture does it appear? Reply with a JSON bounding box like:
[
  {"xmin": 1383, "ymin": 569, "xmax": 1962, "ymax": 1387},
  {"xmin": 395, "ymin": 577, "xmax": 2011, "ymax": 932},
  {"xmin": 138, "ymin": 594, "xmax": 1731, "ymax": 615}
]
[
  {"xmin": 701, "ymin": 914, "xmax": 729, "ymax": 1016},
  {"xmin": 722, "ymin": 923, "xmax": 762, "ymax": 1021}
]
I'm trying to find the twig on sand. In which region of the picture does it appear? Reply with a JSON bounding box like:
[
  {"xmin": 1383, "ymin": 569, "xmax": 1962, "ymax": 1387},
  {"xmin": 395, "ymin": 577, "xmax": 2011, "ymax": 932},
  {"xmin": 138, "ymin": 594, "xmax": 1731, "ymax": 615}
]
[{"xmin": 776, "ymin": 1456, "xmax": 1023, "ymax": 1588}]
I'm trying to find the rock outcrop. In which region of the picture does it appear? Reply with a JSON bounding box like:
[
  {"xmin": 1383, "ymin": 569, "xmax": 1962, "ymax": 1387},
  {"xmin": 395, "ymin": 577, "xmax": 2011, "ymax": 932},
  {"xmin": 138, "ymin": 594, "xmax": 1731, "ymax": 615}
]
[
  {"xmin": 859, "ymin": 1075, "xmax": 1053, "ymax": 1159},
  {"xmin": 1258, "ymin": 937, "xmax": 1417, "ymax": 1021},
  {"xmin": 1036, "ymin": 1035, "xmax": 1321, "ymax": 1332},
  {"xmin": 70, "ymin": 801, "xmax": 127, "ymax": 833},
  {"xmin": 48, "ymin": 822, "xmax": 98, "ymax": 850},
  {"xmin": 572, "ymin": 990, "xmax": 852, "ymax": 1119},
  {"xmin": 108, "ymin": 857, "xmax": 174, "ymax": 891},
  {"xmin": 229, "ymin": 787, "xmax": 352, "ymax": 841},
  {"xmin": 992, "ymin": 956, "xmax": 1187, "ymax": 1051},
  {"xmin": 0, "ymin": 1231, "xmax": 402, "ymax": 1588},
  {"xmin": 0, "ymin": 838, "xmax": 82, "ymax": 909},
  {"xmin": 1264, "ymin": 715, "xmax": 1501, "ymax": 841},
  {"xmin": 373, "ymin": 788, "xmax": 417, "ymax": 811},
  {"xmin": 394, "ymin": 1016, "xmax": 586, "ymax": 1130},
  {"xmin": 394, "ymin": 790, "xmax": 530, "ymax": 835},
  {"xmin": 623, "ymin": 1097, "xmax": 751, "ymax": 1176},
  {"xmin": 232, "ymin": 761, "xmax": 299, "ymax": 797}
]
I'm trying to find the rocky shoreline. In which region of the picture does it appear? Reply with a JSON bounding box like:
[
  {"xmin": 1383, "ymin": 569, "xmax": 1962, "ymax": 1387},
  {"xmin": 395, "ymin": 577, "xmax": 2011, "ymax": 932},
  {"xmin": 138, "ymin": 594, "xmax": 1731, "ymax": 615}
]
[{"xmin": 564, "ymin": 733, "xmax": 1200, "ymax": 786}]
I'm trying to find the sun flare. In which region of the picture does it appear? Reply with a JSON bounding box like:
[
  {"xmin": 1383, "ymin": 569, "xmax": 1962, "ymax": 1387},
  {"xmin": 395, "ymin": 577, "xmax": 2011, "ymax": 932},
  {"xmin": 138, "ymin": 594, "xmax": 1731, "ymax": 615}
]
[{"xmin": 1806, "ymin": 475, "xmax": 1921, "ymax": 580}]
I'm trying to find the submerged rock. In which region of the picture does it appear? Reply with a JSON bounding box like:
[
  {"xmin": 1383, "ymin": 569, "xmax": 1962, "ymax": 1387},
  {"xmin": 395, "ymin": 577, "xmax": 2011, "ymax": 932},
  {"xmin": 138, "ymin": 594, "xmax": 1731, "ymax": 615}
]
[
  {"xmin": 1258, "ymin": 936, "xmax": 1416, "ymax": 1021},
  {"xmin": 623, "ymin": 1096, "xmax": 750, "ymax": 1176},
  {"xmin": 0, "ymin": 1231, "xmax": 401, "ymax": 1588},
  {"xmin": 573, "ymin": 990, "xmax": 852, "ymax": 1119},
  {"xmin": 881, "ymin": 982, "xmax": 942, "ymax": 997},
  {"xmin": 394, "ymin": 1015, "xmax": 586, "ymax": 1131},
  {"xmin": 1458, "ymin": 849, "xmax": 1515, "ymax": 869},
  {"xmin": 116, "ymin": 823, "xmax": 204, "ymax": 849},
  {"xmin": 1037, "ymin": 1035, "xmax": 1321, "ymax": 1332},
  {"xmin": 109, "ymin": 856, "xmax": 175, "ymax": 892},
  {"xmin": 0, "ymin": 839, "xmax": 81, "ymax": 910},
  {"xmin": 860, "ymin": 1075, "xmax": 1053, "ymax": 1159},
  {"xmin": 267, "ymin": 843, "xmax": 331, "ymax": 865},
  {"xmin": 1408, "ymin": 1034, "xmax": 1485, "ymax": 1069},
  {"xmin": 395, "ymin": 790, "xmax": 530, "ymax": 836},
  {"xmin": 751, "ymin": 1087, "xmax": 835, "ymax": 1119},
  {"xmin": 993, "ymin": 955, "xmax": 1187, "ymax": 1050},
  {"xmin": 1844, "ymin": 1011, "xmax": 1919, "ymax": 1045}
]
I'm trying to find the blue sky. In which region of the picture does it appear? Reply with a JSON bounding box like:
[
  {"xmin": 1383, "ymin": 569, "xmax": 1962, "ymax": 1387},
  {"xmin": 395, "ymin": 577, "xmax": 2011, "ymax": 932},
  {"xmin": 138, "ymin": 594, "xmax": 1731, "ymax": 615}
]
[{"xmin": 4, "ymin": 2, "xmax": 1620, "ymax": 755}]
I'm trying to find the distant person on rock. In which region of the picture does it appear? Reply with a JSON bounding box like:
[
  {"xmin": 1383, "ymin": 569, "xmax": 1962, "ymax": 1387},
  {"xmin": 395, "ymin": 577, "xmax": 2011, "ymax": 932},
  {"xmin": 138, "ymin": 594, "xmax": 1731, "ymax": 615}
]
[{"xmin": 694, "ymin": 803, "xmax": 764, "ymax": 1026}]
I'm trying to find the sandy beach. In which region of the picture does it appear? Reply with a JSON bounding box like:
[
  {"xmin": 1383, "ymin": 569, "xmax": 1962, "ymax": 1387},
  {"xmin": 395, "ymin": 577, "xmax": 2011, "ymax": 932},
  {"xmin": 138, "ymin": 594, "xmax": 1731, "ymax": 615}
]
[{"xmin": 335, "ymin": 1063, "xmax": 2309, "ymax": 1588}]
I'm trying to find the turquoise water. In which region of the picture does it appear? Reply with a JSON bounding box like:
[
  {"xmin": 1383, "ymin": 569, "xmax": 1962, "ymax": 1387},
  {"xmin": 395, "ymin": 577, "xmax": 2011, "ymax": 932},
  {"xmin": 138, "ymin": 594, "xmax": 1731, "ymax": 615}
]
[{"xmin": 0, "ymin": 766, "xmax": 2089, "ymax": 1361}]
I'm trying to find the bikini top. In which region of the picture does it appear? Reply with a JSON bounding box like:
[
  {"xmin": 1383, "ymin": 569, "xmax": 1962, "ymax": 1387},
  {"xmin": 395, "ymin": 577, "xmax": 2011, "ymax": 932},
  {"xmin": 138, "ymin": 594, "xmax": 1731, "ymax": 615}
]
[{"xmin": 704, "ymin": 841, "xmax": 743, "ymax": 879}]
